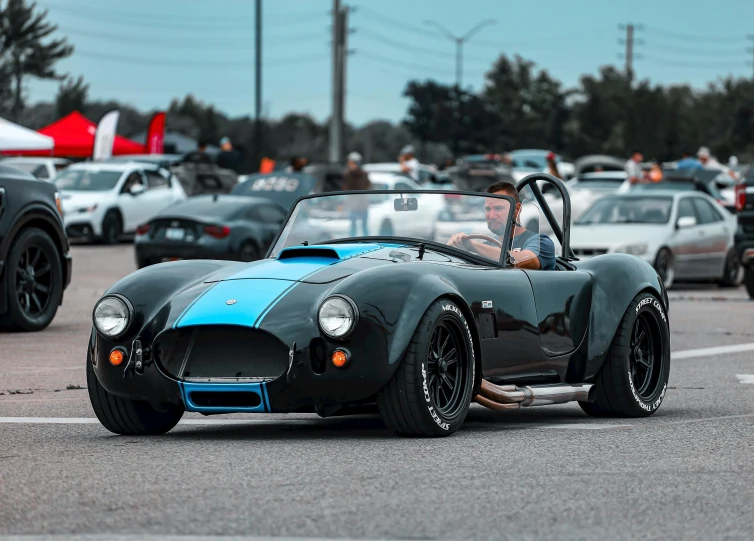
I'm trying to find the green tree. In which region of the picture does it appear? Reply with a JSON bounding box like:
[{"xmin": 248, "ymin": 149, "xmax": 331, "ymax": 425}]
[
  {"xmin": 55, "ymin": 74, "xmax": 88, "ymax": 118},
  {"xmin": 0, "ymin": 0, "xmax": 74, "ymax": 121}
]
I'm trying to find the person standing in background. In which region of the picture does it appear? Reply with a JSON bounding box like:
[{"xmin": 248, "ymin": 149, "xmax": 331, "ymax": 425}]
[
  {"xmin": 216, "ymin": 136, "xmax": 242, "ymax": 173},
  {"xmin": 399, "ymin": 145, "xmax": 420, "ymax": 182},
  {"xmin": 342, "ymin": 152, "xmax": 372, "ymax": 237}
]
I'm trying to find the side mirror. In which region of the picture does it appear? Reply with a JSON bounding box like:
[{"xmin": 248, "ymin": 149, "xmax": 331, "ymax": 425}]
[
  {"xmin": 394, "ymin": 197, "xmax": 418, "ymax": 211},
  {"xmin": 676, "ymin": 216, "xmax": 697, "ymax": 229},
  {"xmin": 129, "ymin": 184, "xmax": 146, "ymax": 196}
]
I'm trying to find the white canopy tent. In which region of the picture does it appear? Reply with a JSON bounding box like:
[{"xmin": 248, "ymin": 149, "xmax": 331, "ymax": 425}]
[{"xmin": 0, "ymin": 117, "xmax": 54, "ymax": 151}]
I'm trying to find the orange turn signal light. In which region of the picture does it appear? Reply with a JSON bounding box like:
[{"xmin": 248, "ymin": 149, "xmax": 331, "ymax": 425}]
[
  {"xmin": 109, "ymin": 349, "xmax": 124, "ymax": 366},
  {"xmin": 331, "ymin": 349, "xmax": 349, "ymax": 368}
]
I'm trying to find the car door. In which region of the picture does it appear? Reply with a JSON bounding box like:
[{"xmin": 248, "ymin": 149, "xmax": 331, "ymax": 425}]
[
  {"xmin": 116, "ymin": 170, "xmax": 148, "ymax": 232},
  {"xmin": 689, "ymin": 196, "xmax": 730, "ymax": 277},
  {"xmin": 670, "ymin": 196, "xmax": 705, "ymax": 278},
  {"xmin": 139, "ymin": 170, "xmax": 179, "ymax": 225}
]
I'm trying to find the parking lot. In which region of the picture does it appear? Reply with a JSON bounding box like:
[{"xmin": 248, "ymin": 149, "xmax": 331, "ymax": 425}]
[{"xmin": 1, "ymin": 243, "xmax": 753, "ymax": 540}]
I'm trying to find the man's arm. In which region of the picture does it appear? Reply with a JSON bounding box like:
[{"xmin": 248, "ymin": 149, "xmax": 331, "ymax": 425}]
[{"xmin": 446, "ymin": 234, "xmax": 544, "ymax": 268}]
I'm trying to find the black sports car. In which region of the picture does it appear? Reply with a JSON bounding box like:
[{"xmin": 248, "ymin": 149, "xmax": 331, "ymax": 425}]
[
  {"xmin": 86, "ymin": 174, "xmax": 671, "ymax": 437},
  {"xmin": 134, "ymin": 194, "xmax": 289, "ymax": 267},
  {"xmin": 0, "ymin": 165, "xmax": 72, "ymax": 331}
]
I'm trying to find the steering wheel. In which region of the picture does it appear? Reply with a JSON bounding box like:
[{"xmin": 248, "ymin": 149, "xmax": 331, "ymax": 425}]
[{"xmin": 461, "ymin": 234, "xmax": 503, "ymax": 248}]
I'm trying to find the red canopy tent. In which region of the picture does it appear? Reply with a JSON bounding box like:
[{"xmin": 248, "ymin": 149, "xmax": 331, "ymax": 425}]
[{"xmin": 1, "ymin": 111, "xmax": 144, "ymax": 157}]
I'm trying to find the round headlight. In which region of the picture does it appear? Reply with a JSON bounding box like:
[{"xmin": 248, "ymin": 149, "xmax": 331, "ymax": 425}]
[
  {"xmin": 93, "ymin": 296, "xmax": 131, "ymax": 337},
  {"xmin": 318, "ymin": 296, "xmax": 357, "ymax": 339}
]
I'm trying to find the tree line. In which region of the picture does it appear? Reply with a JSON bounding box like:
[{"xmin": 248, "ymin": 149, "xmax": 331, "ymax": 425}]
[{"xmin": 2, "ymin": 0, "xmax": 753, "ymax": 173}]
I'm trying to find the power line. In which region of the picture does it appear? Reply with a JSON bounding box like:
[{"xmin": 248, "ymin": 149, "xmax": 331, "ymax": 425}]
[
  {"xmin": 74, "ymin": 50, "xmax": 328, "ymax": 68},
  {"xmin": 642, "ymin": 41, "xmax": 749, "ymax": 58},
  {"xmin": 641, "ymin": 25, "xmax": 745, "ymax": 43},
  {"xmin": 641, "ymin": 56, "xmax": 748, "ymax": 69},
  {"xmin": 58, "ymin": 25, "xmax": 329, "ymax": 48},
  {"xmin": 355, "ymin": 28, "xmax": 494, "ymax": 64},
  {"xmin": 357, "ymin": 51, "xmax": 454, "ymax": 76}
]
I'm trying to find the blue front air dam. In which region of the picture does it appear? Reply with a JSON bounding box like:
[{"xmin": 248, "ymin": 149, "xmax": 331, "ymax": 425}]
[{"xmin": 179, "ymin": 381, "xmax": 271, "ymax": 413}]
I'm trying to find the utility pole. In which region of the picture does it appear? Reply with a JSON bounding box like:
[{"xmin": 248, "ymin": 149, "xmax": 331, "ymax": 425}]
[
  {"xmin": 424, "ymin": 19, "xmax": 497, "ymax": 89},
  {"xmin": 254, "ymin": 0, "xmax": 262, "ymax": 168},
  {"xmin": 747, "ymin": 35, "xmax": 754, "ymax": 81},
  {"xmin": 338, "ymin": 6, "xmax": 349, "ymax": 161},
  {"xmin": 329, "ymin": 0, "xmax": 344, "ymax": 164},
  {"xmin": 618, "ymin": 24, "xmax": 643, "ymax": 83}
]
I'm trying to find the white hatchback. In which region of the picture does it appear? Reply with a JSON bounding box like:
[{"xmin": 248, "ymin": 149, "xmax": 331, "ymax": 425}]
[{"xmin": 54, "ymin": 162, "xmax": 187, "ymax": 243}]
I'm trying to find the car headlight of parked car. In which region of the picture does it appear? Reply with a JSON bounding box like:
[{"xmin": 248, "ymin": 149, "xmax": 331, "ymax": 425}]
[
  {"xmin": 318, "ymin": 295, "xmax": 358, "ymax": 339},
  {"xmin": 77, "ymin": 204, "xmax": 98, "ymax": 213},
  {"xmin": 93, "ymin": 295, "xmax": 132, "ymax": 337},
  {"xmin": 613, "ymin": 243, "xmax": 648, "ymax": 255}
]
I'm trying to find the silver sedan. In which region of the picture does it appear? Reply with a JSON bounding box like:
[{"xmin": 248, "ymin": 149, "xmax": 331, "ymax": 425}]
[{"xmin": 557, "ymin": 190, "xmax": 741, "ymax": 288}]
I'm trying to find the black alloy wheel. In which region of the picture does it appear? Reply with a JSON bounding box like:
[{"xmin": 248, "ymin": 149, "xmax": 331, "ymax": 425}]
[
  {"xmin": 628, "ymin": 312, "xmax": 663, "ymax": 401},
  {"xmin": 719, "ymin": 250, "xmax": 742, "ymax": 287},
  {"xmin": 377, "ymin": 298, "xmax": 475, "ymax": 437},
  {"xmin": 426, "ymin": 320, "xmax": 466, "ymax": 418},
  {"xmin": 1, "ymin": 227, "xmax": 63, "ymax": 331}
]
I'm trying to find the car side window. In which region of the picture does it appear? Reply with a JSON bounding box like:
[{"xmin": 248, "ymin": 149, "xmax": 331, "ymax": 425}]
[
  {"xmin": 120, "ymin": 171, "xmax": 145, "ymax": 194},
  {"xmin": 677, "ymin": 198, "xmax": 696, "ymax": 220},
  {"xmin": 34, "ymin": 165, "xmax": 49, "ymax": 179},
  {"xmin": 395, "ymin": 182, "xmax": 413, "ymax": 191},
  {"xmin": 145, "ymin": 170, "xmax": 169, "ymax": 190},
  {"xmin": 691, "ymin": 198, "xmax": 722, "ymax": 224},
  {"xmin": 255, "ymin": 205, "xmax": 286, "ymax": 224}
]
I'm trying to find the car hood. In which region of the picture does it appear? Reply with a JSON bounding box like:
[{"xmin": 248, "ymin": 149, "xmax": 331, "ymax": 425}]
[
  {"xmin": 569, "ymin": 223, "xmax": 668, "ymax": 248},
  {"xmin": 59, "ymin": 190, "xmax": 110, "ymax": 211}
]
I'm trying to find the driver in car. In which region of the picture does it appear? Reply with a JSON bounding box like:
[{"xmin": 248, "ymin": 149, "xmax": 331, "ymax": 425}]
[{"xmin": 447, "ymin": 181, "xmax": 556, "ymax": 270}]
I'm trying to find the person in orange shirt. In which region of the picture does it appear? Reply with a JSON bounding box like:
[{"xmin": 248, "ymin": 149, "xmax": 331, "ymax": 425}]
[{"xmin": 648, "ymin": 160, "xmax": 663, "ymax": 182}]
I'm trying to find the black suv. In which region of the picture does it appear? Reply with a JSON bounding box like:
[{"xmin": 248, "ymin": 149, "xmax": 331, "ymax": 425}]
[
  {"xmin": 734, "ymin": 165, "xmax": 754, "ymax": 297},
  {"xmin": 0, "ymin": 165, "xmax": 72, "ymax": 330}
]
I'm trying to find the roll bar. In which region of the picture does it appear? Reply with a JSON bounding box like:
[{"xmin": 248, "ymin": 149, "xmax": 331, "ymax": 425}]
[{"xmin": 515, "ymin": 173, "xmax": 576, "ymax": 261}]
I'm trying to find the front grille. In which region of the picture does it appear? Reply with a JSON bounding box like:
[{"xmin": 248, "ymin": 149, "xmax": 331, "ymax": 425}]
[
  {"xmin": 573, "ymin": 248, "xmax": 608, "ymax": 257},
  {"xmin": 154, "ymin": 325, "xmax": 289, "ymax": 380}
]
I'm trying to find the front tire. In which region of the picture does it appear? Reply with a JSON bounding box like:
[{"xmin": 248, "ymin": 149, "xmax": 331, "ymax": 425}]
[
  {"xmin": 377, "ymin": 299, "xmax": 475, "ymax": 437},
  {"xmin": 1, "ymin": 227, "xmax": 63, "ymax": 331},
  {"xmin": 87, "ymin": 356, "xmax": 183, "ymax": 435},
  {"xmin": 100, "ymin": 210, "xmax": 122, "ymax": 245},
  {"xmin": 654, "ymin": 248, "xmax": 674, "ymax": 289},
  {"xmin": 580, "ymin": 292, "xmax": 670, "ymax": 418}
]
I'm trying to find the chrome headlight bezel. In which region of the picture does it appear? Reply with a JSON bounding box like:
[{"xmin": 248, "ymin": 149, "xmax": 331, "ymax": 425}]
[
  {"xmin": 92, "ymin": 294, "xmax": 133, "ymax": 338},
  {"xmin": 317, "ymin": 294, "xmax": 359, "ymax": 340}
]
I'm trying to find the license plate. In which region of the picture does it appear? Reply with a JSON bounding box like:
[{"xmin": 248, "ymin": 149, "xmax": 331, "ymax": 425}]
[{"xmin": 165, "ymin": 227, "xmax": 185, "ymax": 240}]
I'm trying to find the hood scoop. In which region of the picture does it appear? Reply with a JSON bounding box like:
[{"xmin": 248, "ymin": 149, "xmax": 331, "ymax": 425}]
[{"xmin": 276, "ymin": 244, "xmax": 385, "ymax": 261}]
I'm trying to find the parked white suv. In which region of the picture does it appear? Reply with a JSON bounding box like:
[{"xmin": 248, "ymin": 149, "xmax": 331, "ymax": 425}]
[
  {"xmin": 54, "ymin": 162, "xmax": 187, "ymax": 243},
  {"xmin": 1, "ymin": 157, "xmax": 72, "ymax": 181}
]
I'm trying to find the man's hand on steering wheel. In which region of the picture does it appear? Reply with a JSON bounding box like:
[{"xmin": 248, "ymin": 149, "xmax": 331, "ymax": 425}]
[{"xmin": 447, "ymin": 232, "xmax": 469, "ymax": 249}]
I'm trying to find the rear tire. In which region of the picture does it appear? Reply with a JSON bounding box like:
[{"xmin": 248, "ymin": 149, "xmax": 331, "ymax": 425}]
[
  {"xmin": 1, "ymin": 228, "xmax": 63, "ymax": 331},
  {"xmin": 579, "ymin": 292, "xmax": 670, "ymax": 418},
  {"xmin": 238, "ymin": 241, "xmax": 260, "ymax": 262},
  {"xmin": 745, "ymin": 268, "xmax": 754, "ymax": 299},
  {"xmin": 377, "ymin": 299, "xmax": 475, "ymax": 437},
  {"xmin": 718, "ymin": 249, "xmax": 742, "ymax": 287},
  {"xmin": 87, "ymin": 355, "xmax": 183, "ymax": 435}
]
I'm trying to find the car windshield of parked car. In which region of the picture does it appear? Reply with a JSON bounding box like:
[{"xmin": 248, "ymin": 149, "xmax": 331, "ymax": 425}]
[
  {"xmin": 576, "ymin": 196, "xmax": 673, "ymax": 225},
  {"xmin": 54, "ymin": 169, "xmax": 123, "ymax": 191},
  {"xmin": 3, "ymin": 161, "xmax": 44, "ymax": 176},
  {"xmin": 269, "ymin": 191, "xmax": 514, "ymax": 264}
]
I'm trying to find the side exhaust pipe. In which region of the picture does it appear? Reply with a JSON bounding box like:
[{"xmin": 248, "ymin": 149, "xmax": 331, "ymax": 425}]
[{"xmin": 474, "ymin": 379, "xmax": 594, "ymax": 411}]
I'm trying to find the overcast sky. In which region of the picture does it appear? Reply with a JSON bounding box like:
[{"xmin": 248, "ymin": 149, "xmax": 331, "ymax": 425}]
[{"xmin": 27, "ymin": 0, "xmax": 754, "ymax": 126}]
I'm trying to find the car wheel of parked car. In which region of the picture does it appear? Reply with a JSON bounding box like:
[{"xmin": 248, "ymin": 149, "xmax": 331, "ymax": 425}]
[
  {"xmin": 1, "ymin": 227, "xmax": 63, "ymax": 332},
  {"xmin": 87, "ymin": 357, "xmax": 184, "ymax": 435},
  {"xmin": 100, "ymin": 210, "xmax": 122, "ymax": 245},
  {"xmin": 718, "ymin": 249, "xmax": 743, "ymax": 287},
  {"xmin": 744, "ymin": 268, "xmax": 754, "ymax": 299},
  {"xmin": 580, "ymin": 292, "xmax": 670, "ymax": 418},
  {"xmin": 654, "ymin": 248, "xmax": 674, "ymax": 289},
  {"xmin": 238, "ymin": 241, "xmax": 259, "ymax": 262},
  {"xmin": 377, "ymin": 298, "xmax": 475, "ymax": 437}
]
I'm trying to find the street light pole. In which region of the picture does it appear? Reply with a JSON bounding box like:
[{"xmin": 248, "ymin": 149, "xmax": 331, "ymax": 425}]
[{"xmin": 424, "ymin": 19, "xmax": 497, "ymax": 89}]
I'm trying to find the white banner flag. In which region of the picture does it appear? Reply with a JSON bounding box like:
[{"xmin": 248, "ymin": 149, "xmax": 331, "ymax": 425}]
[{"xmin": 92, "ymin": 109, "xmax": 120, "ymax": 161}]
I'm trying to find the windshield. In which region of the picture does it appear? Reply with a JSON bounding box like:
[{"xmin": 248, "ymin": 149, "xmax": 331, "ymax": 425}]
[
  {"xmin": 54, "ymin": 169, "xmax": 123, "ymax": 191},
  {"xmin": 576, "ymin": 196, "xmax": 673, "ymax": 225},
  {"xmin": 633, "ymin": 180, "xmax": 723, "ymax": 199},
  {"xmin": 269, "ymin": 191, "xmax": 515, "ymax": 265}
]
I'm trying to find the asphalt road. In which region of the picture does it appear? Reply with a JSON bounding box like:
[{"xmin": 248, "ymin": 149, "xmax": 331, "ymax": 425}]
[{"xmin": 1, "ymin": 244, "xmax": 753, "ymax": 541}]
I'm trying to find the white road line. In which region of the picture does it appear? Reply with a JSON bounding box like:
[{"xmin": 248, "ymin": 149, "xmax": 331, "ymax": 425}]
[
  {"xmin": 672, "ymin": 342, "xmax": 754, "ymax": 359},
  {"xmin": 0, "ymin": 536, "xmax": 409, "ymax": 541},
  {"xmin": 0, "ymin": 417, "xmax": 631, "ymax": 430},
  {"xmin": 736, "ymin": 374, "xmax": 754, "ymax": 384}
]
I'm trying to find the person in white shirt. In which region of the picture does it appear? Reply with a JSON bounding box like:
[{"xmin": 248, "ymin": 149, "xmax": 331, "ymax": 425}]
[
  {"xmin": 618, "ymin": 149, "xmax": 644, "ymax": 193},
  {"xmin": 399, "ymin": 145, "xmax": 420, "ymax": 182}
]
